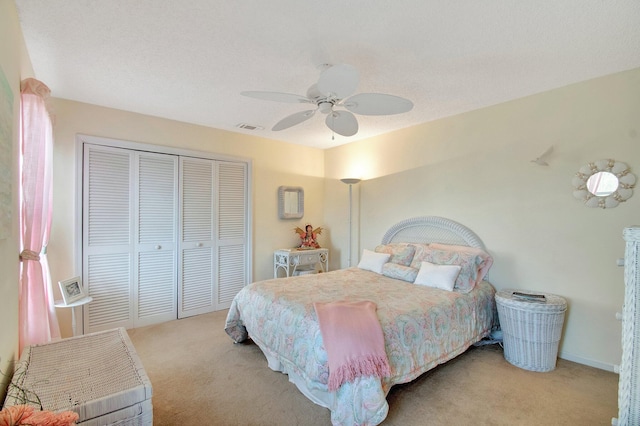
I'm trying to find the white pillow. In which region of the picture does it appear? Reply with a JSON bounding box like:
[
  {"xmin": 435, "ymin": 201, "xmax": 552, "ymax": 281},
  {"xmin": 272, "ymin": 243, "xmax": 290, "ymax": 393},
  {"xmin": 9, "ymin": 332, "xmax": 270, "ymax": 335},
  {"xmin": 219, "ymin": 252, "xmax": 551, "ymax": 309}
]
[
  {"xmin": 357, "ymin": 249, "xmax": 391, "ymax": 274},
  {"xmin": 414, "ymin": 261, "xmax": 462, "ymax": 292}
]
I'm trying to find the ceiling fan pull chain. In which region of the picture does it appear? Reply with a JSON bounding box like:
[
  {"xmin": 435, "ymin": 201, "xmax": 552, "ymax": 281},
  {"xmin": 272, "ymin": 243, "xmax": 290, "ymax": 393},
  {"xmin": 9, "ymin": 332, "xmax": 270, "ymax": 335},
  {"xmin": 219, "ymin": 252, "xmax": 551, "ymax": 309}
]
[{"xmin": 332, "ymin": 115, "xmax": 335, "ymax": 140}]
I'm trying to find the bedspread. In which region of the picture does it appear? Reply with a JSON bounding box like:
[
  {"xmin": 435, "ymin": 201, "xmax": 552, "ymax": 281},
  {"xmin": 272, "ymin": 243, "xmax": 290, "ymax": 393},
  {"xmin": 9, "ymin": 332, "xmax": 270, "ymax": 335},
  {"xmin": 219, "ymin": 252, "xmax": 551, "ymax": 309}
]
[{"xmin": 225, "ymin": 267, "xmax": 496, "ymax": 425}]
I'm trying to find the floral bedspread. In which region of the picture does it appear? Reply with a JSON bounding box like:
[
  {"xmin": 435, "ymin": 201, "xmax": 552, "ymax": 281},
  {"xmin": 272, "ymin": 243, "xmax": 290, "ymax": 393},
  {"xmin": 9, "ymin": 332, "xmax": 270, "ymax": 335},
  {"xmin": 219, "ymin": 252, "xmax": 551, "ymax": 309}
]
[{"xmin": 225, "ymin": 268, "xmax": 496, "ymax": 425}]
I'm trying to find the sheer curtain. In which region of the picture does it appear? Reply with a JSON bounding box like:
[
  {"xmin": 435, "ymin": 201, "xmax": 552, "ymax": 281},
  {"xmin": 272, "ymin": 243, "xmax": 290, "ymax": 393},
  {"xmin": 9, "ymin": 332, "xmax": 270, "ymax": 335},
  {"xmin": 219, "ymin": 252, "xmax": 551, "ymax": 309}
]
[{"xmin": 19, "ymin": 78, "xmax": 60, "ymax": 353}]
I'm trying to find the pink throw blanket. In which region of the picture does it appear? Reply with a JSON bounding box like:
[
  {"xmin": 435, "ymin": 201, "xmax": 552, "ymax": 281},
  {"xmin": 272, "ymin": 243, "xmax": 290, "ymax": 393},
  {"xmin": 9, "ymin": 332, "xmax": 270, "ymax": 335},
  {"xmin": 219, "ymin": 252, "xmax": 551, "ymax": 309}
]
[{"xmin": 313, "ymin": 300, "xmax": 391, "ymax": 391}]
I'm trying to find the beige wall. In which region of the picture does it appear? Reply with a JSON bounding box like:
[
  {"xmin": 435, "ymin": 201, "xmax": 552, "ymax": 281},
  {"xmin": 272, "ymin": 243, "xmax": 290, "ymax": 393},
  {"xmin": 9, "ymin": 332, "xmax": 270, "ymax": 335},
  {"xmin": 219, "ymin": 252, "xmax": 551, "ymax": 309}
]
[
  {"xmin": 0, "ymin": 0, "xmax": 33, "ymax": 396},
  {"xmin": 325, "ymin": 68, "xmax": 640, "ymax": 370},
  {"xmin": 48, "ymin": 99, "xmax": 326, "ymax": 336}
]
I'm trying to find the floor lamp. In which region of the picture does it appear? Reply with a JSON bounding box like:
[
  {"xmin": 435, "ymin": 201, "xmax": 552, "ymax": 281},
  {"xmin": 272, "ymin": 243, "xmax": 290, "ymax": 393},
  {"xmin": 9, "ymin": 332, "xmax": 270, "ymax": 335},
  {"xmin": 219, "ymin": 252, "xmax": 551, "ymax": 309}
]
[{"xmin": 340, "ymin": 178, "xmax": 361, "ymax": 267}]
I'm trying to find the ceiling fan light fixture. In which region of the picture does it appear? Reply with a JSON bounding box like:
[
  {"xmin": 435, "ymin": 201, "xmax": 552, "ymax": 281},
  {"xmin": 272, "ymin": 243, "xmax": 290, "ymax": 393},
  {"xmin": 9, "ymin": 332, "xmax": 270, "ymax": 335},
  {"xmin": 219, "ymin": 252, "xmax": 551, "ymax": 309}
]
[{"xmin": 318, "ymin": 101, "xmax": 333, "ymax": 114}]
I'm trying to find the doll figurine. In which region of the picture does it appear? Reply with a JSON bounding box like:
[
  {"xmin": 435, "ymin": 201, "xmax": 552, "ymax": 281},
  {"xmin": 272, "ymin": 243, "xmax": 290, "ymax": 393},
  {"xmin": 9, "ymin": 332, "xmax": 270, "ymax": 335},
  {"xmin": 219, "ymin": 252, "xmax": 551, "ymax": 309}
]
[{"xmin": 295, "ymin": 224, "xmax": 323, "ymax": 248}]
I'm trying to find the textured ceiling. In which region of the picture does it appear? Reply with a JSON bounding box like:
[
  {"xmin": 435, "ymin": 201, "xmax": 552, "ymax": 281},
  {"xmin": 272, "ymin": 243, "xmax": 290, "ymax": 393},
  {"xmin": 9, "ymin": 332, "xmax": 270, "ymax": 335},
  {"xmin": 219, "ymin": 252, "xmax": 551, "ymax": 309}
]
[{"xmin": 15, "ymin": 1, "xmax": 640, "ymax": 149}]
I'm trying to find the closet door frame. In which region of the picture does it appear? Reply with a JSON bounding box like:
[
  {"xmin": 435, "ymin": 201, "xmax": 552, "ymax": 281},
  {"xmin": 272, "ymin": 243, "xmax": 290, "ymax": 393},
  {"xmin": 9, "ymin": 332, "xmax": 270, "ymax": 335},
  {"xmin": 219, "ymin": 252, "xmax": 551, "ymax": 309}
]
[{"xmin": 75, "ymin": 134, "xmax": 253, "ymax": 327}]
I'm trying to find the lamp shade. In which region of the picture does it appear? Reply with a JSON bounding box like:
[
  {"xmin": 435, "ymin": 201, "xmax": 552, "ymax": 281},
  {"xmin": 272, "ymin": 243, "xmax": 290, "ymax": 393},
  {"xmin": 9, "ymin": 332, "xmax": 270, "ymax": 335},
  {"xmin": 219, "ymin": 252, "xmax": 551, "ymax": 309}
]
[{"xmin": 340, "ymin": 178, "xmax": 361, "ymax": 185}]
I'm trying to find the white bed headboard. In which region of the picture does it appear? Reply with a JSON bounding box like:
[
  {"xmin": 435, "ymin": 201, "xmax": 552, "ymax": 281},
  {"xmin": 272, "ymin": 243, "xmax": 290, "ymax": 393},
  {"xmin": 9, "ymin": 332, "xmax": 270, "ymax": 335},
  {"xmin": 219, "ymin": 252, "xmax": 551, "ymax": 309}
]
[{"xmin": 381, "ymin": 216, "xmax": 486, "ymax": 249}]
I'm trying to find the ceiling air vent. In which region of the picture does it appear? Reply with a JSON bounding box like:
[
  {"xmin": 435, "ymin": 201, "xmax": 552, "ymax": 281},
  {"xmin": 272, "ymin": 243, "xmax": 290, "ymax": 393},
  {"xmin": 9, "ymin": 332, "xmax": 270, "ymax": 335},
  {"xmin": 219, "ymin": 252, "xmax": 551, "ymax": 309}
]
[{"xmin": 236, "ymin": 123, "xmax": 264, "ymax": 131}]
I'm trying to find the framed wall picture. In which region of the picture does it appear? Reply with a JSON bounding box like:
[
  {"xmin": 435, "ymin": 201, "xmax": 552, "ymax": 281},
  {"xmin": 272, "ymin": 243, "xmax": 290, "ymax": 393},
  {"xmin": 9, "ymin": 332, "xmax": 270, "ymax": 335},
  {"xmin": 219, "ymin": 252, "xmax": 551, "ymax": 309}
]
[{"xmin": 58, "ymin": 276, "xmax": 86, "ymax": 305}]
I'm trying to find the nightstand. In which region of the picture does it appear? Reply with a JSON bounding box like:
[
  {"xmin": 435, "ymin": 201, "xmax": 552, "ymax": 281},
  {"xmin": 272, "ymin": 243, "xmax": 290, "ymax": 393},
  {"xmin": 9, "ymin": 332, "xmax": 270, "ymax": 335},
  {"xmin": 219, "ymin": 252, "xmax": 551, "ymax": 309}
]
[{"xmin": 274, "ymin": 248, "xmax": 329, "ymax": 278}]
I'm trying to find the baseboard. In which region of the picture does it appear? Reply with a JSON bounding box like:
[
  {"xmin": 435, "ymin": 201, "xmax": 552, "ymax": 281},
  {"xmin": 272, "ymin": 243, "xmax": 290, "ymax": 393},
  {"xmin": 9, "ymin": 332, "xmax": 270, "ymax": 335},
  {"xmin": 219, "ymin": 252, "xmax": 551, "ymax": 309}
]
[{"xmin": 559, "ymin": 350, "xmax": 618, "ymax": 373}]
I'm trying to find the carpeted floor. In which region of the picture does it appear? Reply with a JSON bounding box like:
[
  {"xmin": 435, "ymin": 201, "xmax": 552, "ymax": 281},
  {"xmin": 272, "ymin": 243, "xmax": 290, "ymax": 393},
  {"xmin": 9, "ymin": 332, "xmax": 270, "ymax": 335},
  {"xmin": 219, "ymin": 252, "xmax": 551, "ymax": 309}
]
[{"xmin": 127, "ymin": 310, "xmax": 618, "ymax": 425}]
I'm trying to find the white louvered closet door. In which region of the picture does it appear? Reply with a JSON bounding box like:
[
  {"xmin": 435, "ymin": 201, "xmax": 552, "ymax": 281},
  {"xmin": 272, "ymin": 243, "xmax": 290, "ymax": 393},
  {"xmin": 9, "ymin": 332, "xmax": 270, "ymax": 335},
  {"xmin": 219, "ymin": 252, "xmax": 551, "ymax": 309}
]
[
  {"xmin": 179, "ymin": 157, "xmax": 215, "ymax": 318},
  {"xmin": 135, "ymin": 152, "xmax": 178, "ymax": 327},
  {"xmin": 179, "ymin": 158, "xmax": 248, "ymax": 317},
  {"xmin": 83, "ymin": 145, "xmax": 178, "ymax": 332},
  {"xmin": 83, "ymin": 145, "xmax": 134, "ymax": 332},
  {"xmin": 216, "ymin": 161, "xmax": 248, "ymax": 309}
]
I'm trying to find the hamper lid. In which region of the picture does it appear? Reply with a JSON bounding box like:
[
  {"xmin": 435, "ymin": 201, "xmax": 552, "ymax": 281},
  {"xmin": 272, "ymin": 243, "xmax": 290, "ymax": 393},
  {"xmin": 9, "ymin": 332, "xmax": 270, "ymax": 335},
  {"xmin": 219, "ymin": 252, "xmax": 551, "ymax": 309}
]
[{"xmin": 496, "ymin": 289, "xmax": 567, "ymax": 309}]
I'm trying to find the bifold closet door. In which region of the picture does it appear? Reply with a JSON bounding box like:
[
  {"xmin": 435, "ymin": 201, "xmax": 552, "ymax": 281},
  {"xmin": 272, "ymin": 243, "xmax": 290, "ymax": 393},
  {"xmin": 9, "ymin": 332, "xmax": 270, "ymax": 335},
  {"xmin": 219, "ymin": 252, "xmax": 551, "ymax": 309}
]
[
  {"xmin": 179, "ymin": 158, "xmax": 248, "ymax": 318},
  {"xmin": 83, "ymin": 145, "xmax": 178, "ymax": 332},
  {"xmin": 135, "ymin": 152, "xmax": 178, "ymax": 328},
  {"xmin": 216, "ymin": 161, "xmax": 248, "ymax": 310},
  {"xmin": 179, "ymin": 157, "xmax": 215, "ymax": 318}
]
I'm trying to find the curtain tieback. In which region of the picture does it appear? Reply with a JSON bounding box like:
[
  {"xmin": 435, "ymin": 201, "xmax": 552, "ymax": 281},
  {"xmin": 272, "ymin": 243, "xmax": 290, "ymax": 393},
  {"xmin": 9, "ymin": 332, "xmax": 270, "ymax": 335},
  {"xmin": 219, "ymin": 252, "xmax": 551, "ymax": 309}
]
[{"xmin": 19, "ymin": 249, "xmax": 41, "ymax": 262}]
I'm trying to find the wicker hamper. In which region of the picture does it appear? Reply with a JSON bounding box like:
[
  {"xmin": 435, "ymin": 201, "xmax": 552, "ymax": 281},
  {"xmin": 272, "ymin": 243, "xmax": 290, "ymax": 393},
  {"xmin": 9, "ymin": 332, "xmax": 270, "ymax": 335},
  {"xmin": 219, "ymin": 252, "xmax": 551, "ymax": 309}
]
[
  {"xmin": 496, "ymin": 289, "xmax": 567, "ymax": 372},
  {"xmin": 4, "ymin": 328, "xmax": 152, "ymax": 425}
]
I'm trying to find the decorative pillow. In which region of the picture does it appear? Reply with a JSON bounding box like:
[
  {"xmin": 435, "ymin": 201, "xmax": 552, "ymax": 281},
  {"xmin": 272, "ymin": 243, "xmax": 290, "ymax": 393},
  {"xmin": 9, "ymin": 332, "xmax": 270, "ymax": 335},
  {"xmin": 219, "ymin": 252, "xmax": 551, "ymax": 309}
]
[
  {"xmin": 408, "ymin": 244, "xmax": 434, "ymax": 269},
  {"xmin": 414, "ymin": 261, "xmax": 461, "ymax": 292},
  {"xmin": 421, "ymin": 249, "xmax": 490, "ymax": 293},
  {"xmin": 374, "ymin": 244, "xmax": 416, "ymax": 266},
  {"xmin": 382, "ymin": 263, "xmax": 419, "ymax": 283},
  {"xmin": 357, "ymin": 249, "xmax": 391, "ymax": 274},
  {"xmin": 429, "ymin": 243, "xmax": 494, "ymax": 287}
]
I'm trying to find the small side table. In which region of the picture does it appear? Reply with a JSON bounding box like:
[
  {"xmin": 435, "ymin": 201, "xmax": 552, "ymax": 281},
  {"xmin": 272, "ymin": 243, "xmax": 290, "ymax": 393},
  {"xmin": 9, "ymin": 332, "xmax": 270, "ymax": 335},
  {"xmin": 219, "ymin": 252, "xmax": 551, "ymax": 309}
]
[
  {"xmin": 274, "ymin": 248, "xmax": 329, "ymax": 278},
  {"xmin": 496, "ymin": 289, "xmax": 567, "ymax": 372},
  {"xmin": 54, "ymin": 296, "xmax": 93, "ymax": 336}
]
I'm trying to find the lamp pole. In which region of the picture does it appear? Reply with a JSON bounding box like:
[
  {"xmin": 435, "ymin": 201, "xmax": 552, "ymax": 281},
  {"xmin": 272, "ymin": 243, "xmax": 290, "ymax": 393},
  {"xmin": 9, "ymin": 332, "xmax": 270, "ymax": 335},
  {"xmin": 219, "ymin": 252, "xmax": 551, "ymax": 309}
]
[{"xmin": 340, "ymin": 178, "xmax": 361, "ymax": 267}]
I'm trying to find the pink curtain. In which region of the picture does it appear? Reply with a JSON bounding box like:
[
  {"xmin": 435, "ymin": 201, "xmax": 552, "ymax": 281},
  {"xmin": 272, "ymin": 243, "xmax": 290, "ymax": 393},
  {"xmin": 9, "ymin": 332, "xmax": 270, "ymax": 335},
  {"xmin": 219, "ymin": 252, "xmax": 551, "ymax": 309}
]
[{"xmin": 19, "ymin": 78, "xmax": 60, "ymax": 353}]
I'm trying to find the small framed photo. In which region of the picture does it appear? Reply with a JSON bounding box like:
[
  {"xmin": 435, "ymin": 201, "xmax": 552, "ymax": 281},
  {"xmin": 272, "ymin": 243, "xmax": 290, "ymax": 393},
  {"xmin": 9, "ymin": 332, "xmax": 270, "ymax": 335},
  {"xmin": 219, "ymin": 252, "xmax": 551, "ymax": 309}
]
[{"xmin": 58, "ymin": 276, "xmax": 86, "ymax": 305}]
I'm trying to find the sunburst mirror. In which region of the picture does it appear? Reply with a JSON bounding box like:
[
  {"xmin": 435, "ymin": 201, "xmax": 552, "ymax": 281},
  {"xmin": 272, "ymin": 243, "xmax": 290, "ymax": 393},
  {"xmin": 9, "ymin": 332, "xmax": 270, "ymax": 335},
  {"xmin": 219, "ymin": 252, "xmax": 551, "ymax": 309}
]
[{"xmin": 572, "ymin": 159, "xmax": 636, "ymax": 208}]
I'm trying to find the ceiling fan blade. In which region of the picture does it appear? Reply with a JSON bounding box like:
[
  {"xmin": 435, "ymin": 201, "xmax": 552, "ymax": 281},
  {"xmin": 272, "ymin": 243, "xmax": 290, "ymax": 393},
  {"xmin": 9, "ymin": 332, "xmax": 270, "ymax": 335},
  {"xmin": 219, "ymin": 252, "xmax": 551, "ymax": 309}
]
[
  {"xmin": 317, "ymin": 64, "xmax": 359, "ymax": 99},
  {"xmin": 325, "ymin": 111, "xmax": 358, "ymax": 137},
  {"xmin": 272, "ymin": 109, "xmax": 316, "ymax": 131},
  {"xmin": 343, "ymin": 93, "xmax": 413, "ymax": 116},
  {"xmin": 241, "ymin": 91, "xmax": 312, "ymax": 104}
]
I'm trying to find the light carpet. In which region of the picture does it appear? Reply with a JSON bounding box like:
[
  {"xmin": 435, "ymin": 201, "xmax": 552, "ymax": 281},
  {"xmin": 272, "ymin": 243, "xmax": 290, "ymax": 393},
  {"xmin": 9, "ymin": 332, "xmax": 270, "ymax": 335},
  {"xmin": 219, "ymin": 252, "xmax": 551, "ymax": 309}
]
[{"xmin": 127, "ymin": 310, "xmax": 618, "ymax": 425}]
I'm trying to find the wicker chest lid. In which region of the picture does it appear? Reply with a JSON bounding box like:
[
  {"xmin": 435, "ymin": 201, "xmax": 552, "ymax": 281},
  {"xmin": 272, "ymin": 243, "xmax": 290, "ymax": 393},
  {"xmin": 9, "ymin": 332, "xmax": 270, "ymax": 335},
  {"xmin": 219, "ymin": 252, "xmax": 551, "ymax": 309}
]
[{"xmin": 6, "ymin": 327, "xmax": 152, "ymax": 422}]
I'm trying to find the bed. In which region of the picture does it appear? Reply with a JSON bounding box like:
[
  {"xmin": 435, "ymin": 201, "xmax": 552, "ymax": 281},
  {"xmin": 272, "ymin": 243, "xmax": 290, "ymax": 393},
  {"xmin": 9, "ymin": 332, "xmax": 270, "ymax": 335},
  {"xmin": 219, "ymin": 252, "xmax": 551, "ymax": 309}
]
[{"xmin": 225, "ymin": 216, "xmax": 496, "ymax": 425}]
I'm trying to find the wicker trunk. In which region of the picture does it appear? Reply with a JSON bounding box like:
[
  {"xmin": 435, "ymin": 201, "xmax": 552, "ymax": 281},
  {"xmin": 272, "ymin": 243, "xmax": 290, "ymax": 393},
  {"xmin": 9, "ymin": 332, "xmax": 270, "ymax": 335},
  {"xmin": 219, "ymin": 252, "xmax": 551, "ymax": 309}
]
[{"xmin": 4, "ymin": 328, "xmax": 152, "ymax": 425}]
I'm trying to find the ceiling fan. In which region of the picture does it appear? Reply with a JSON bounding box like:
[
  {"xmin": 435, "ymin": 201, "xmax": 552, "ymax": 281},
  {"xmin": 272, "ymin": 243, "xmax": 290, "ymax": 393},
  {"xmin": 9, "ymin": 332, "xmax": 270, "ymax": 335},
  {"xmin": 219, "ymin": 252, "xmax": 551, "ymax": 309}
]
[{"xmin": 241, "ymin": 64, "xmax": 413, "ymax": 137}]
